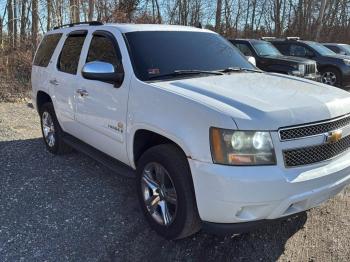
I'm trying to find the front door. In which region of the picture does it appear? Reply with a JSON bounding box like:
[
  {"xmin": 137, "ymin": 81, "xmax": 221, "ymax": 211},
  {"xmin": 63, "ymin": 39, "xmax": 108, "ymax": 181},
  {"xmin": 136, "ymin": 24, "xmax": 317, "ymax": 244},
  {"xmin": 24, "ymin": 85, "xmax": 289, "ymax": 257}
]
[{"xmin": 74, "ymin": 29, "xmax": 130, "ymax": 165}]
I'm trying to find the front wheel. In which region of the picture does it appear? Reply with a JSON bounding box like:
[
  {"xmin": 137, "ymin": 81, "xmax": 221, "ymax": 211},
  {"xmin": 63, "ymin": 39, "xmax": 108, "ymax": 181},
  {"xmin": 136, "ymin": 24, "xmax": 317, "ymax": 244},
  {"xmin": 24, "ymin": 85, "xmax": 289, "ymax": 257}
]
[
  {"xmin": 136, "ymin": 144, "xmax": 201, "ymax": 239},
  {"xmin": 320, "ymin": 67, "xmax": 342, "ymax": 87}
]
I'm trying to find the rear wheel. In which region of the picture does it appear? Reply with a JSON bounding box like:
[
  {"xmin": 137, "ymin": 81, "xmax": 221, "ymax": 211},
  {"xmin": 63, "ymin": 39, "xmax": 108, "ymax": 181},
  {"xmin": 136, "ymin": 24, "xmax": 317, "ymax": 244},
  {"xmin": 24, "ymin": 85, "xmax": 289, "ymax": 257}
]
[
  {"xmin": 39, "ymin": 103, "xmax": 72, "ymax": 154},
  {"xmin": 320, "ymin": 67, "xmax": 342, "ymax": 87},
  {"xmin": 136, "ymin": 144, "xmax": 201, "ymax": 239}
]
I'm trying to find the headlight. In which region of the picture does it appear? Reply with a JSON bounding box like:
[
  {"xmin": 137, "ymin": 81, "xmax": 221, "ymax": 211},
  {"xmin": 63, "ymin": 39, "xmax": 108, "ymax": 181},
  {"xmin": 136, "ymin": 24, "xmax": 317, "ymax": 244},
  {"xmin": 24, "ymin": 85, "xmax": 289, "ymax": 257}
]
[
  {"xmin": 210, "ymin": 128, "xmax": 276, "ymax": 165},
  {"xmin": 343, "ymin": 59, "xmax": 350, "ymax": 66},
  {"xmin": 298, "ymin": 64, "xmax": 306, "ymax": 75}
]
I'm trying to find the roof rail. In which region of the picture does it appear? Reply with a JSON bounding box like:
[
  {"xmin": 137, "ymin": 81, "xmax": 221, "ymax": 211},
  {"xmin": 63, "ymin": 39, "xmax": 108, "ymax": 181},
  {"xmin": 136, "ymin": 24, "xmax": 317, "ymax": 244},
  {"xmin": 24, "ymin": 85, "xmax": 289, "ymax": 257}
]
[
  {"xmin": 286, "ymin": 37, "xmax": 300, "ymax": 41},
  {"xmin": 53, "ymin": 21, "xmax": 103, "ymax": 30},
  {"xmin": 261, "ymin": 37, "xmax": 276, "ymax": 40}
]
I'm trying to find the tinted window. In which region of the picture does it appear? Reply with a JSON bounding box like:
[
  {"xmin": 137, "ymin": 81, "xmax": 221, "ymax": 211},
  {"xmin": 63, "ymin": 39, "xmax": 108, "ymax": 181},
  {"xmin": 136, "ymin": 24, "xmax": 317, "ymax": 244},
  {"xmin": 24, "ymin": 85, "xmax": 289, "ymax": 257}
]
[
  {"xmin": 235, "ymin": 43, "xmax": 253, "ymax": 56},
  {"xmin": 251, "ymin": 42, "xmax": 281, "ymax": 56},
  {"xmin": 125, "ymin": 31, "xmax": 254, "ymax": 81},
  {"xmin": 325, "ymin": 45, "xmax": 340, "ymax": 53},
  {"xmin": 87, "ymin": 35, "xmax": 123, "ymax": 72},
  {"xmin": 58, "ymin": 34, "xmax": 86, "ymax": 74},
  {"xmin": 272, "ymin": 43, "xmax": 289, "ymax": 55},
  {"xmin": 289, "ymin": 44, "xmax": 314, "ymax": 57},
  {"xmin": 34, "ymin": 34, "xmax": 62, "ymax": 67}
]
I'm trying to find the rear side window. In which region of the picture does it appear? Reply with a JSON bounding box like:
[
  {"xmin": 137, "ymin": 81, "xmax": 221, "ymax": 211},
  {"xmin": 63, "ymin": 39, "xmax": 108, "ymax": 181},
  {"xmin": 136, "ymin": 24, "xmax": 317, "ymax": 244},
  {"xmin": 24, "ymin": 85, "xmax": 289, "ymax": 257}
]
[
  {"xmin": 273, "ymin": 43, "xmax": 289, "ymax": 55},
  {"xmin": 58, "ymin": 34, "xmax": 86, "ymax": 74},
  {"xmin": 33, "ymin": 34, "xmax": 62, "ymax": 67}
]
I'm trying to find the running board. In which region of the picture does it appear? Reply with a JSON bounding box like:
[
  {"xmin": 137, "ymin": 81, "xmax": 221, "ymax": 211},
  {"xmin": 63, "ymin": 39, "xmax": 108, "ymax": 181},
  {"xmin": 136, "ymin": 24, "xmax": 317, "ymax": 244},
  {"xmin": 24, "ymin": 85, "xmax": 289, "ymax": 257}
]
[{"xmin": 63, "ymin": 134, "xmax": 135, "ymax": 178}]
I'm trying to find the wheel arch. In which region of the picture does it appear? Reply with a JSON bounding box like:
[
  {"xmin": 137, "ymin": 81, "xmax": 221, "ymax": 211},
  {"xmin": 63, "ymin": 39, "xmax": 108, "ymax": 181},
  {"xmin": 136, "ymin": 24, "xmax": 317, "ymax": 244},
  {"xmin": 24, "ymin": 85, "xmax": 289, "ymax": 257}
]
[
  {"xmin": 36, "ymin": 91, "xmax": 52, "ymax": 112},
  {"xmin": 129, "ymin": 126, "xmax": 192, "ymax": 169}
]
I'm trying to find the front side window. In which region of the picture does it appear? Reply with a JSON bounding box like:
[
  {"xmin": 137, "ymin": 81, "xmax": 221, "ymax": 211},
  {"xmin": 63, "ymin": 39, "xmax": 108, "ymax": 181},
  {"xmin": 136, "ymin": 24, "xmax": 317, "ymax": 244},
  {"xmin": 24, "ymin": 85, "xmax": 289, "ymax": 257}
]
[
  {"xmin": 58, "ymin": 34, "xmax": 86, "ymax": 74},
  {"xmin": 325, "ymin": 45, "xmax": 340, "ymax": 53},
  {"xmin": 86, "ymin": 34, "xmax": 123, "ymax": 73},
  {"xmin": 125, "ymin": 31, "xmax": 254, "ymax": 81},
  {"xmin": 251, "ymin": 42, "xmax": 281, "ymax": 57},
  {"xmin": 235, "ymin": 43, "xmax": 253, "ymax": 56},
  {"xmin": 34, "ymin": 33, "xmax": 62, "ymax": 67}
]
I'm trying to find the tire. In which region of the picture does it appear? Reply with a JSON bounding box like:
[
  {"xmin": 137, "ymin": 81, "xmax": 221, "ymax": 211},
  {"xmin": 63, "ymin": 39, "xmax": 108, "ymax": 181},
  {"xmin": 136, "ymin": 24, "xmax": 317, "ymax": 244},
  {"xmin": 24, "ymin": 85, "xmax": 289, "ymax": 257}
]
[
  {"xmin": 320, "ymin": 67, "xmax": 342, "ymax": 87},
  {"xmin": 39, "ymin": 102, "xmax": 72, "ymax": 155},
  {"xmin": 136, "ymin": 144, "xmax": 201, "ymax": 239}
]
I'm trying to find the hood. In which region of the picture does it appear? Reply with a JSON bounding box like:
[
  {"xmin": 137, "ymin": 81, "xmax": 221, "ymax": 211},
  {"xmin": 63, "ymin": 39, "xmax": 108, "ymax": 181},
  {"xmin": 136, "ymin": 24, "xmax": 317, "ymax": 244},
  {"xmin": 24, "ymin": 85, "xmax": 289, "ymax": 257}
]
[
  {"xmin": 264, "ymin": 55, "xmax": 314, "ymax": 64},
  {"xmin": 151, "ymin": 73, "xmax": 350, "ymax": 130},
  {"xmin": 324, "ymin": 54, "xmax": 350, "ymax": 60}
]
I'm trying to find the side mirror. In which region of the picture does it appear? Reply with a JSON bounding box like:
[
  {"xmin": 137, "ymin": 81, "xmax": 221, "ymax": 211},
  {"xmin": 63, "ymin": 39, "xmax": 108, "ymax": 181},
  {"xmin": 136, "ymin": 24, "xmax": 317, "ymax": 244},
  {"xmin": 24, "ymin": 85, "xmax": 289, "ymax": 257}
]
[
  {"xmin": 339, "ymin": 51, "xmax": 347, "ymax": 55},
  {"xmin": 82, "ymin": 61, "xmax": 124, "ymax": 86},
  {"xmin": 246, "ymin": 56, "xmax": 257, "ymax": 66}
]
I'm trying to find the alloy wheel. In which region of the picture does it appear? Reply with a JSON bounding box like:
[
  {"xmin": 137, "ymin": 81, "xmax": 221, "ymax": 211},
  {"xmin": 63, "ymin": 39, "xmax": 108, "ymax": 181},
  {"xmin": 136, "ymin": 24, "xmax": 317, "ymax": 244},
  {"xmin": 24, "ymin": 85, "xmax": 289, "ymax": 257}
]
[
  {"xmin": 141, "ymin": 162, "xmax": 178, "ymax": 226},
  {"xmin": 42, "ymin": 111, "xmax": 56, "ymax": 147},
  {"xmin": 321, "ymin": 71, "xmax": 337, "ymax": 86}
]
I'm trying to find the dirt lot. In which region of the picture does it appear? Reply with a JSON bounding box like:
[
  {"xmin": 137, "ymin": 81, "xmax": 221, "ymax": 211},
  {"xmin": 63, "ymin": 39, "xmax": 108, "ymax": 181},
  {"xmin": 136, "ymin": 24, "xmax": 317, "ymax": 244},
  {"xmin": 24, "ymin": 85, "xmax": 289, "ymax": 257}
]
[{"xmin": 0, "ymin": 102, "xmax": 349, "ymax": 262}]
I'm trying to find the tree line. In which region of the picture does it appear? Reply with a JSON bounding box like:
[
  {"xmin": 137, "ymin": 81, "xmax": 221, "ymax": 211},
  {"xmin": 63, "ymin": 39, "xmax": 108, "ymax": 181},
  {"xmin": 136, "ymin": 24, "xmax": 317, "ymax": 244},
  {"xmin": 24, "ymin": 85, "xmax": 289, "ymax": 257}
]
[{"xmin": 1, "ymin": 0, "xmax": 350, "ymax": 54}]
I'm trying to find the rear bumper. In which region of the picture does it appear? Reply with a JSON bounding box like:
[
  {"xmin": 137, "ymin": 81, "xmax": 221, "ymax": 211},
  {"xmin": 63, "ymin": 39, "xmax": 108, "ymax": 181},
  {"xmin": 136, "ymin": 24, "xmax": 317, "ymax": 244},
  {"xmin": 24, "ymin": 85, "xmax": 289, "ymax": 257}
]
[{"xmin": 189, "ymin": 150, "xmax": 350, "ymax": 224}]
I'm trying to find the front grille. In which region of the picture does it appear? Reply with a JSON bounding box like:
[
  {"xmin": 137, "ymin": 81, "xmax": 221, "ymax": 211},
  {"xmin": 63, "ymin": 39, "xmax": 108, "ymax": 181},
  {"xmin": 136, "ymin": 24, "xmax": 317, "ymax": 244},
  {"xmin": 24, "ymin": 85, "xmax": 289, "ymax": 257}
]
[
  {"xmin": 279, "ymin": 114, "xmax": 350, "ymax": 141},
  {"xmin": 283, "ymin": 135, "xmax": 350, "ymax": 167},
  {"xmin": 305, "ymin": 63, "xmax": 316, "ymax": 75}
]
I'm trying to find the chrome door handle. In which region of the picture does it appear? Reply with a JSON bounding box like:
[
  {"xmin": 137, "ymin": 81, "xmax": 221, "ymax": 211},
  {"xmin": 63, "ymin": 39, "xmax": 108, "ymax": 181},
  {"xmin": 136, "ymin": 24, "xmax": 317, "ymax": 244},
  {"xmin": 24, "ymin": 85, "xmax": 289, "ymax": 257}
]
[
  {"xmin": 49, "ymin": 79, "xmax": 59, "ymax": 86},
  {"xmin": 76, "ymin": 89, "xmax": 89, "ymax": 97}
]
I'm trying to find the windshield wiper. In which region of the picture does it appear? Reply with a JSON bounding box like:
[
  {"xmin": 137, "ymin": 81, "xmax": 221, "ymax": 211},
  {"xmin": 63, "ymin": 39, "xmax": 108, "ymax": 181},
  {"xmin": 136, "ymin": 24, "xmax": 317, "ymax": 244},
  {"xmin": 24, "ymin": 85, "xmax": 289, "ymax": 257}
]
[
  {"xmin": 148, "ymin": 70, "xmax": 224, "ymax": 80},
  {"xmin": 218, "ymin": 67, "xmax": 263, "ymax": 73}
]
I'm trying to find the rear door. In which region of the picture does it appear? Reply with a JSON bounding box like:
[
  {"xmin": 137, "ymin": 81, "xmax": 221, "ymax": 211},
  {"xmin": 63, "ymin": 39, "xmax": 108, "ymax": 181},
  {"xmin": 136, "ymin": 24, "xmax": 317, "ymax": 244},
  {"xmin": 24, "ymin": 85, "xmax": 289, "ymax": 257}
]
[
  {"xmin": 74, "ymin": 29, "xmax": 130, "ymax": 164},
  {"xmin": 52, "ymin": 30, "xmax": 87, "ymax": 131}
]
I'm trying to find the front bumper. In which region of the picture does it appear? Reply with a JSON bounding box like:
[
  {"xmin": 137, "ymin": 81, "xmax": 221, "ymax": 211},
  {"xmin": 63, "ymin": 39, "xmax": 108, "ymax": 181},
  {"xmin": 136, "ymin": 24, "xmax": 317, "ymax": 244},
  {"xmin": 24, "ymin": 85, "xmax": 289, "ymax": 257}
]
[
  {"xmin": 303, "ymin": 73, "xmax": 321, "ymax": 82},
  {"xmin": 189, "ymin": 150, "xmax": 350, "ymax": 224}
]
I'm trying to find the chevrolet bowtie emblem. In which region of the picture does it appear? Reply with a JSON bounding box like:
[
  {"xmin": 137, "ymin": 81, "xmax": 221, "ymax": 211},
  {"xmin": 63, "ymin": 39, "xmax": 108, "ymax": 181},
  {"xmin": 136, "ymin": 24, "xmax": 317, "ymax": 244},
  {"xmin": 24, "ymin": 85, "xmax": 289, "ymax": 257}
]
[{"xmin": 325, "ymin": 130, "xmax": 343, "ymax": 144}]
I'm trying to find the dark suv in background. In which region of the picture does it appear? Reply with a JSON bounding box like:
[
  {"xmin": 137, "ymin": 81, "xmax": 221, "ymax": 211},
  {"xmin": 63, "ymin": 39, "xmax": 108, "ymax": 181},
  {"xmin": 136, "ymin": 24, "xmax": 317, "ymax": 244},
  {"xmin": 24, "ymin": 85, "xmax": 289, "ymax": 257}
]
[
  {"xmin": 269, "ymin": 38, "xmax": 350, "ymax": 90},
  {"xmin": 229, "ymin": 39, "xmax": 319, "ymax": 81},
  {"xmin": 323, "ymin": 43, "xmax": 350, "ymax": 56}
]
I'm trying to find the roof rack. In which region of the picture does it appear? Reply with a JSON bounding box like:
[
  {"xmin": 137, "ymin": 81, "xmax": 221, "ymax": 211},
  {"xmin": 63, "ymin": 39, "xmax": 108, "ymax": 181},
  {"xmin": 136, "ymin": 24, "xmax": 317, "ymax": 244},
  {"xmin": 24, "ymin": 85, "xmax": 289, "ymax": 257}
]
[
  {"xmin": 261, "ymin": 37, "xmax": 276, "ymax": 41},
  {"xmin": 285, "ymin": 37, "xmax": 300, "ymax": 41},
  {"xmin": 53, "ymin": 21, "xmax": 103, "ymax": 30}
]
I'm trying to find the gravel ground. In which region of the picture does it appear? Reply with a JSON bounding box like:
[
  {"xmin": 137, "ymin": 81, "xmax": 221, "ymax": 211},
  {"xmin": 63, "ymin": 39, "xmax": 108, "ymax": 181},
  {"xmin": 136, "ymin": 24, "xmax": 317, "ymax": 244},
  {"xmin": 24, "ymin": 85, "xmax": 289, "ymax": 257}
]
[{"xmin": 0, "ymin": 102, "xmax": 349, "ymax": 262}]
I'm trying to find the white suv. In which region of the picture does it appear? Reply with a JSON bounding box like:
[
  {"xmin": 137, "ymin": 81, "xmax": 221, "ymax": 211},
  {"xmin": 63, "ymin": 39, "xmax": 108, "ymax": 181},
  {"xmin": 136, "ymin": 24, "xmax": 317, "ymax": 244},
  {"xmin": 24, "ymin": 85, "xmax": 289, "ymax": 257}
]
[{"xmin": 32, "ymin": 22, "xmax": 350, "ymax": 239}]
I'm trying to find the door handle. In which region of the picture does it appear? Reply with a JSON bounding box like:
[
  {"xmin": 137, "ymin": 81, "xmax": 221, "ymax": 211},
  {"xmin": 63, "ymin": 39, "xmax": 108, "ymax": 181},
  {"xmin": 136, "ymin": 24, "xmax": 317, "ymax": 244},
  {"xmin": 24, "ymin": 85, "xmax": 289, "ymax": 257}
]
[
  {"xmin": 49, "ymin": 79, "xmax": 59, "ymax": 86},
  {"xmin": 76, "ymin": 89, "xmax": 89, "ymax": 97}
]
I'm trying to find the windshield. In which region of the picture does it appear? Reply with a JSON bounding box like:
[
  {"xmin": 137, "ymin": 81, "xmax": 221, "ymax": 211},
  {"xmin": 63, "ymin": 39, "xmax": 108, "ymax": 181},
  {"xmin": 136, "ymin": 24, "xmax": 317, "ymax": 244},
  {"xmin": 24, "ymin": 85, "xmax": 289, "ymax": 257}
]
[
  {"xmin": 124, "ymin": 31, "xmax": 255, "ymax": 81},
  {"xmin": 340, "ymin": 44, "xmax": 350, "ymax": 53},
  {"xmin": 307, "ymin": 42, "xmax": 336, "ymax": 56},
  {"xmin": 252, "ymin": 42, "xmax": 281, "ymax": 56}
]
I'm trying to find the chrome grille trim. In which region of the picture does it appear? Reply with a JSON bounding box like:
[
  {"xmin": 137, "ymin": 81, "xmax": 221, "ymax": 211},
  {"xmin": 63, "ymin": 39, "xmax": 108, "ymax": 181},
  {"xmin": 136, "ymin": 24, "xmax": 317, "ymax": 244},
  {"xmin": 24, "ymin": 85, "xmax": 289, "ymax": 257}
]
[
  {"xmin": 283, "ymin": 135, "xmax": 350, "ymax": 167},
  {"xmin": 305, "ymin": 63, "xmax": 316, "ymax": 75},
  {"xmin": 279, "ymin": 114, "xmax": 350, "ymax": 141}
]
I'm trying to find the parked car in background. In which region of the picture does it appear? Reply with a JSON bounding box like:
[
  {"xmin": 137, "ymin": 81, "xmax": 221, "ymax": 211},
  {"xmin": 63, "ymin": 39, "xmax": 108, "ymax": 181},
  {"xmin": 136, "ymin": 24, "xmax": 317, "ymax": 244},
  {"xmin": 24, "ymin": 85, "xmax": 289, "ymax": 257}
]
[
  {"xmin": 269, "ymin": 38, "xmax": 350, "ymax": 90},
  {"xmin": 323, "ymin": 43, "xmax": 350, "ymax": 56},
  {"xmin": 229, "ymin": 39, "xmax": 320, "ymax": 81}
]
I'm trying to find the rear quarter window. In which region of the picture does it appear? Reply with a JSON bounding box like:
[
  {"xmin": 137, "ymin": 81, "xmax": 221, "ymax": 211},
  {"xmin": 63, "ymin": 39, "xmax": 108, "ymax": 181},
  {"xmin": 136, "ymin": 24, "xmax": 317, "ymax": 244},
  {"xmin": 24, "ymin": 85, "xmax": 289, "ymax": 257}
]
[{"xmin": 33, "ymin": 33, "xmax": 62, "ymax": 67}]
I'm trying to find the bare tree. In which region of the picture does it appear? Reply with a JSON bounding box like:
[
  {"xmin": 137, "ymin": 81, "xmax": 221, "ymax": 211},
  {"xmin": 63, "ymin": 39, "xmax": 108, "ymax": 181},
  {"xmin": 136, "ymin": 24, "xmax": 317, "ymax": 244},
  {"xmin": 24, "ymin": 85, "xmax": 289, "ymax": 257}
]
[
  {"xmin": 215, "ymin": 0, "xmax": 222, "ymax": 32},
  {"xmin": 32, "ymin": 0, "xmax": 38, "ymax": 52},
  {"xmin": 7, "ymin": 0, "xmax": 14, "ymax": 48},
  {"xmin": 315, "ymin": 0, "xmax": 327, "ymax": 40},
  {"xmin": 88, "ymin": 0, "xmax": 94, "ymax": 21}
]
